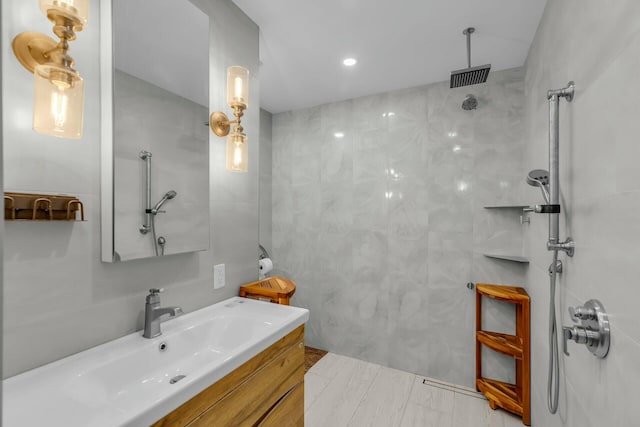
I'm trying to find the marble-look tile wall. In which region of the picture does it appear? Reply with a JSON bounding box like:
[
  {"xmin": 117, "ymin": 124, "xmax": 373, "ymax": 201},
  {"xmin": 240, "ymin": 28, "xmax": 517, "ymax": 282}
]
[
  {"xmin": 272, "ymin": 68, "xmax": 527, "ymax": 387},
  {"xmin": 1, "ymin": 0, "xmax": 259, "ymax": 377},
  {"xmin": 113, "ymin": 70, "xmax": 209, "ymax": 260},
  {"xmin": 523, "ymin": 1, "xmax": 640, "ymax": 425}
]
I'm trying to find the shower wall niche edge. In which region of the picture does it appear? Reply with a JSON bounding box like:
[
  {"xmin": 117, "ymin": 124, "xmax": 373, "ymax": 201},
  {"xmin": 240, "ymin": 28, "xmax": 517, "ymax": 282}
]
[{"xmin": 481, "ymin": 205, "xmax": 531, "ymax": 264}]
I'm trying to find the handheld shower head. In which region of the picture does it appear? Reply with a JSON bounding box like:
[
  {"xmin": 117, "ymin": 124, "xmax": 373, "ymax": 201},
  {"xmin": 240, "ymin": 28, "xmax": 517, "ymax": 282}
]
[
  {"xmin": 526, "ymin": 169, "xmax": 550, "ymax": 204},
  {"xmin": 151, "ymin": 190, "xmax": 177, "ymax": 214}
]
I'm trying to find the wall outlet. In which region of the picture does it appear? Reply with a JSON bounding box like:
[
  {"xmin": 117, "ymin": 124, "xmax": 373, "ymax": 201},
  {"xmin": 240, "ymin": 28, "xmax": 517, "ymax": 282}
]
[{"xmin": 213, "ymin": 264, "xmax": 225, "ymax": 289}]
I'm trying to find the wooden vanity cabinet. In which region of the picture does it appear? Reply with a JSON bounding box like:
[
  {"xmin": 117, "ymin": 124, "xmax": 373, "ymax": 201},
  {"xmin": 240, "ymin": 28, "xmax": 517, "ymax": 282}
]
[{"xmin": 152, "ymin": 325, "xmax": 305, "ymax": 427}]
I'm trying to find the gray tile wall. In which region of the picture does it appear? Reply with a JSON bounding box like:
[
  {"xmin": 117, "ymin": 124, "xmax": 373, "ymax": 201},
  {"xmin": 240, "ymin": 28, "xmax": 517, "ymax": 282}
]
[
  {"xmin": 523, "ymin": 1, "xmax": 640, "ymax": 425},
  {"xmin": 1, "ymin": 0, "xmax": 259, "ymax": 377},
  {"xmin": 272, "ymin": 68, "xmax": 527, "ymax": 387},
  {"xmin": 259, "ymin": 109, "xmax": 273, "ymax": 255}
]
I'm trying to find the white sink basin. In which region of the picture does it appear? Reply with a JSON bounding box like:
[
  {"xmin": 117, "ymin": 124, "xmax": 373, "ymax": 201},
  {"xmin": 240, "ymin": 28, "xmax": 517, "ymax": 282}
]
[{"xmin": 3, "ymin": 297, "xmax": 309, "ymax": 427}]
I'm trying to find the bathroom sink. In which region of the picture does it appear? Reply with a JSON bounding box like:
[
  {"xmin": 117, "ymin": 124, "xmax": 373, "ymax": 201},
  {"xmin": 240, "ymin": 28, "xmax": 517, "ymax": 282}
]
[{"xmin": 3, "ymin": 297, "xmax": 309, "ymax": 427}]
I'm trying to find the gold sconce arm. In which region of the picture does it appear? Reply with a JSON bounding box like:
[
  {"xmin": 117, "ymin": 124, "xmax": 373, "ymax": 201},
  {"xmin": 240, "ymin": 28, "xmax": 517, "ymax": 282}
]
[
  {"xmin": 209, "ymin": 105, "xmax": 245, "ymax": 137},
  {"xmin": 13, "ymin": 10, "xmax": 83, "ymax": 75},
  {"xmin": 12, "ymin": 32, "xmax": 59, "ymax": 73}
]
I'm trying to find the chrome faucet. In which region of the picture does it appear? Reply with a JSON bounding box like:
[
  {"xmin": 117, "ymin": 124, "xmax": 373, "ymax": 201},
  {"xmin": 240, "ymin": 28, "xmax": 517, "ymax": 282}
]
[{"xmin": 143, "ymin": 288, "xmax": 183, "ymax": 338}]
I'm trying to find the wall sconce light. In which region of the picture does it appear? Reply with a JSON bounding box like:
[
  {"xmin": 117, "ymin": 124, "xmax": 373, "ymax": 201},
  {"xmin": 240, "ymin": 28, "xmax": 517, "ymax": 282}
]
[
  {"xmin": 12, "ymin": 0, "xmax": 88, "ymax": 139},
  {"xmin": 209, "ymin": 66, "xmax": 249, "ymax": 172}
]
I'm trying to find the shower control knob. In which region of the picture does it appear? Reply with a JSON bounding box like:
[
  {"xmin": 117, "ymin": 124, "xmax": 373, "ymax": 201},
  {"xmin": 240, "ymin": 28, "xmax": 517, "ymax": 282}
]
[
  {"xmin": 569, "ymin": 305, "xmax": 596, "ymax": 322},
  {"xmin": 562, "ymin": 325, "xmax": 599, "ymax": 356},
  {"xmin": 562, "ymin": 299, "xmax": 610, "ymax": 359}
]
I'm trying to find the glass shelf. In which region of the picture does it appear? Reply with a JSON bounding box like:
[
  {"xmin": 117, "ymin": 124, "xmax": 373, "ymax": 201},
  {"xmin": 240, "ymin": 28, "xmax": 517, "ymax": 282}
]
[
  {"xmin": 483, "ymin": 205, "xmax": 531, "ymax": 209},
  {"xmin": 483, "ymin": 253, "xmax": 530, "ymax": 263}
]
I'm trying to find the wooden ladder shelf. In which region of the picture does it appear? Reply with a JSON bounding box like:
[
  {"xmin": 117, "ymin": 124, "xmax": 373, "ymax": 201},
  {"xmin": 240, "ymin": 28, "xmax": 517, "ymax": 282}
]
[{"xmin": 476, "ymin": 283, "xmax": 530, "ymax": 426}]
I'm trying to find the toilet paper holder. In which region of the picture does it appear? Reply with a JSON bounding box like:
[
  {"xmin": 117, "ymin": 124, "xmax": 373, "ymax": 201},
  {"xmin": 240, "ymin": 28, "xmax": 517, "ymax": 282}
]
[
  {"xmin": 259, "ymin": 244, "xmax": 270, "ymax": 259},
  {"xmin": 259, "ymin": 258, "xmax": 273, "ymax": 277}
]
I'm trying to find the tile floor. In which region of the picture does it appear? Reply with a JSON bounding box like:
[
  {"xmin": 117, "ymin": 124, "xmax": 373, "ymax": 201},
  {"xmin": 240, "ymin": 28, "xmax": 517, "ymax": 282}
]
[{"xmin": 304, "ymin": 353, "xmax": 523, "ymax": 427}]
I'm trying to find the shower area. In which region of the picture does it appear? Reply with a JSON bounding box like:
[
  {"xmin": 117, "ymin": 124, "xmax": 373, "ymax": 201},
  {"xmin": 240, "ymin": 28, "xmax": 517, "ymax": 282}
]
[
  {"xmin": 270, "ymin": 67, "xmax": 527, "ymax": 387},
  {"xmin": 112, "ymin": 70, "xmax": 210, "ymax": 261}
]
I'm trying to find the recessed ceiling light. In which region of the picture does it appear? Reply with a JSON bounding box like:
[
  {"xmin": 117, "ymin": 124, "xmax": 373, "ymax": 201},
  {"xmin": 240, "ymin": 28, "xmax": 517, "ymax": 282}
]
[
  {"xmin": 334, "ymin": 132, "xmax": 345, "ymax": 138},
  {"xmin": 343, "ymin": 58, "xmax": 357, "ymax": 67}
]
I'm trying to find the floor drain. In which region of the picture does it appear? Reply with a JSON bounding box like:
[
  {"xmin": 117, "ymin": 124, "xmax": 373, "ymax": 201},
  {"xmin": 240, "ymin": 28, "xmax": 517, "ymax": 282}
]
[{"xmin": 170, "ymin": 375, "xmax": 186, "ymax": 384}]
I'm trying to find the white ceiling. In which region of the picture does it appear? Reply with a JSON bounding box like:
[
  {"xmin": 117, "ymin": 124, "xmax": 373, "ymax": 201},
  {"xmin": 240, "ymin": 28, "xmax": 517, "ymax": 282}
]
[{"xmin": 232, "ymin": 0, "xmax": 547, "ymax": 113}]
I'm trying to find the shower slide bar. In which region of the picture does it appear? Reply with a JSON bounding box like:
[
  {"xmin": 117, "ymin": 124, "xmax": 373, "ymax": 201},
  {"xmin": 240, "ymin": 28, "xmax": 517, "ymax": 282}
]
[
  {"xmin": 140, "ymin": 150, "xmax": 153, "ymax": 235},
  {"xmin": 532, "ymin": 81, "xmax": 576, "ymax": 257},
  {"xmin": 528, "ymin": 81, "xmax": 575, "ymax": 416}
]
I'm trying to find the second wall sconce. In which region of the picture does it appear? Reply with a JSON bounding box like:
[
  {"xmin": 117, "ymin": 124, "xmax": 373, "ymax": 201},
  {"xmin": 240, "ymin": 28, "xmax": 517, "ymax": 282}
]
[
  {"xmin": 12, "ymin": 0, "xmax": 88, "ymax": 139},
  {"xmin": 209, "ymin": 66, "xmax": 250, "ymax": 173}
]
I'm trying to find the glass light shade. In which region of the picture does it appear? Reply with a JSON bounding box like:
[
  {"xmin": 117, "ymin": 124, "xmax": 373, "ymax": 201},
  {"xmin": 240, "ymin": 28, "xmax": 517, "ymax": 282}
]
[
  {"xmin": 33, "ymin": 64, "xmax": 84, "ymax": 139},
  {"xmin": 226, "ymin": 132, "xmax": 248, "ymax": 172},
  {"xmin": 226, "ymin": 66, "xmax": 249, "ymax": 109},
  {"xmin": 39, "ymin": 0, "xmax": 89, "ymax": 26}
]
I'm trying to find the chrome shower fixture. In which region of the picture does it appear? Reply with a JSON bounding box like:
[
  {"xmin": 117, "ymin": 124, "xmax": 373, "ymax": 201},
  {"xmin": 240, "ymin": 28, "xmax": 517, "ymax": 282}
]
[
  {"xmin": 148, "ymin": 190, "xmax": 176, "ymax": 257},
  {"xmin": 450, "ymin": 27, "xmax": 491, "ymax": 88},
  {"xmin": 462, "ymin": 94, "xmax": 478, "ymax": 110},
  {"xmin": 140, "ymin": 151, "xmax": 153, "ymax": 235},
  {"xmin": 151, "ymin": 190, "xmax": 177, "ymax": 215},
  {"xmin": 157, "ymin": 236, "xmax": 167, "ymax": 256},
  {"xmin": 138, "ymin": 151, "xmax": 177, "ymax": 256},
  {"xmin": 526, "ymin": 169, "xmax": 550, "ymax": 204},
  {"xmin": 545, "ymin": 81, "xmax": 575, "ymax": 256},
  {"xmin": 530, "ymin": 81, "xmax": 575, "ymax": 417}
]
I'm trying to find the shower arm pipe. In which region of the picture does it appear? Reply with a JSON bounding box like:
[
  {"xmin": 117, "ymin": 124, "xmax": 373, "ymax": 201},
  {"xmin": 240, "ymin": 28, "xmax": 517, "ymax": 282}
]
[
  {"xmin": 464, "ymin": 27, "xmax": 473, "ymax": 68},
  {"xmin": 545, "ymin": 82, "xmax": 575, "ymax": 256},
  {"xmin": 140, "ymin": 151, "xmax": 152, "ymax": 235}
]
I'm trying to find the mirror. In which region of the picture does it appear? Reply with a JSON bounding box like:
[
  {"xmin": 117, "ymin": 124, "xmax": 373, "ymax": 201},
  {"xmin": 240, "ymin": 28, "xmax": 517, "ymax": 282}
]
[{"xmin": 101, "ymin": 0, "xmax": 210, "ymax": 262}]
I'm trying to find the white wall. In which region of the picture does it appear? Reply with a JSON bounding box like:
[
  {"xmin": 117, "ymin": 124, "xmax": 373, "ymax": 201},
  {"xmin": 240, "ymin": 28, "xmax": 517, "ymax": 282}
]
[
  {"xmin": 523, "ymin": 1, "xmax": 640, "ymax": 425},
  {"xmin": 1, "ymin": 0, "xmax": 259, "ymax": 377}
]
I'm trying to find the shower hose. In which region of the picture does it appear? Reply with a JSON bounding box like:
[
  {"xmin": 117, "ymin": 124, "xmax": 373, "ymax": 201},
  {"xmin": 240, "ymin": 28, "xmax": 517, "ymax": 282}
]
[
  {"xmin": 151, "ymin": 215, "xmax": 162, "ymax": 256},
  {"xmin": 548, "ymin": 249, "xmax": 560, "ymax": 413}
]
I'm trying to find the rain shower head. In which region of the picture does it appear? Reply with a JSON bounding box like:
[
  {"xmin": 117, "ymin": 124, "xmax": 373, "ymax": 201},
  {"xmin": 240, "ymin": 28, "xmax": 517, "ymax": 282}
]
[
  {"xmin": 526, "ymin": 169, "xmax": 550, "ymax": 204},
  {"xmin": 450, "ymin": 27, "xmax": 491, "ymax": 88},
  {"xmin": 462, "ymin": 94, "xmax": 478, "ymax": 110},
  {"xmin": 151, "ymin": 190, "xmax": 177, "ymax": 214}
]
